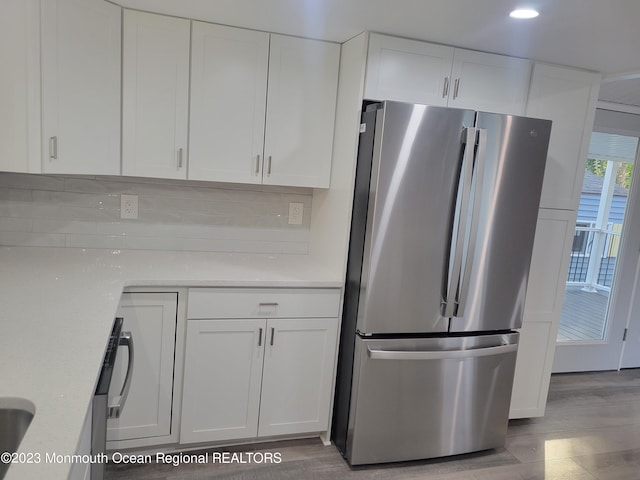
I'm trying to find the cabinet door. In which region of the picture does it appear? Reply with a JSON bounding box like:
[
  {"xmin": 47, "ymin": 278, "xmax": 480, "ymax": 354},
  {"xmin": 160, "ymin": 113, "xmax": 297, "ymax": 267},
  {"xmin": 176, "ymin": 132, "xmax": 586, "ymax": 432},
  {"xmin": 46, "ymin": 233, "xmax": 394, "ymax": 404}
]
[
  {"xmin": 189, "ymin": 22, "xmax": 269, "ymax": 184},
  {"xmin": 258, "ymin": 317, "xmax": 339, "ymax": 437},
  {"xmin": 0, "ymin": 0, "xmax": 38, "ymax": 173},
  {"xmin": 448, "ymin": 49, "xmax": 531, "ymax": 115},
  {"xmin": 510, "ymin": 321, "xmax": 556, "ymax": 419},
  {"xmin": 180, "ymin": 319, "xmax": 265, "ymax": 443},
  {"xmin": 107, "ymin": 292, "xmax": 178, "ymax": 442},
  {"xmin": 122, "ymin": 10, "xmax": 190, "ymax": 180},
  {"xmin": 526, "ymin": 63, "xmax": 601, "ymax": 210},
  {"xmin": 263, "ymin": 35, "xmax": 339, "ymax": 188},
  {"xmin": 41, "ymin": 0, "xmax": 120, "ymax": 175},
  {"xmin": 510, "ymin": 209, "xmax": 576, "ymax": 418},
  {"xmin": 364, "ymin": 33, "xmax": 453, "ymax": 106}
]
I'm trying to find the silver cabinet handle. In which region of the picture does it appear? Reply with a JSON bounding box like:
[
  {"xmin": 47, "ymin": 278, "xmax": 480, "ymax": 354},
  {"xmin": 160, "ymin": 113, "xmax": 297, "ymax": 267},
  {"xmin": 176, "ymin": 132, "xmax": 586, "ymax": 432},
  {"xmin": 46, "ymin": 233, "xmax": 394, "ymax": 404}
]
[
  {"xmin": 442, "ymin": 77, "xmax": 449, "ymax": 98},
  {"xmin": 453, "ymin": 78, "xmax": 460, "ymax": 99},
  {"xmin": 267, "ymin": 155, "xmax": 272, "ymax": 175},
  {"xmin": 255, "ymin": 154, "xmax": 261, "ymax": 174},
  {"xmin": 108, "ymin": 331, "xmax": 134, "ymax": 419},
  {"xmin": 367, "ymin": 343, "xmax": 517, "ymax": 361},
  {"xmin": 259, "ymin": 302, "xmax": 279, "ymax": 307},
  {"xmin": 270, "ymin": 327, "xmax": 275, "ymax": 346},
  {"xmin": 177, "ymin": 148, "xmax": 184, "ymax": 169},
  {"xmin": 49, "ymin": 136, "xmax": 58, "ymax": 160},
  {"xmin": 258, "ymin": 327, "xmax": 263, "ymax": 347}
]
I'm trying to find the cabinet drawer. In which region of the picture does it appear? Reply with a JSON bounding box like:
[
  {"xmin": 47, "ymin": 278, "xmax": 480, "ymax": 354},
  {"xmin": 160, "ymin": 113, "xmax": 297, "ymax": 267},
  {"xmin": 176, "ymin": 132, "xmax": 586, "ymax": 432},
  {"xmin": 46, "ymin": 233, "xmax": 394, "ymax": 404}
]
[{"xmin": 188, "ymin": 288, "xmax": 341, "ymax": 319}]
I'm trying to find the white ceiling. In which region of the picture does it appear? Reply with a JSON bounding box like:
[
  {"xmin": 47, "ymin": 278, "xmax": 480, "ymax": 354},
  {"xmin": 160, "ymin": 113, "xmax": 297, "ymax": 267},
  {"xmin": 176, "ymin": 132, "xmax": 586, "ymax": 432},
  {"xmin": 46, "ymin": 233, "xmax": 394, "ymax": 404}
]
[{"xmin": 114, "ymin": 0, "xmax": 640, "ymax": 106}]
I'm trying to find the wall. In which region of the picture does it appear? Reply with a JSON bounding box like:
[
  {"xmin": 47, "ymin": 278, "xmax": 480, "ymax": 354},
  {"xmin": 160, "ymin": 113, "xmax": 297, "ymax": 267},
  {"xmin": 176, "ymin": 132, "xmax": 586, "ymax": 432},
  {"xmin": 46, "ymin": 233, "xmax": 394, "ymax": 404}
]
[
  {"xmin": 308, "ymin": 32, "xmax": 367, "ymax": 275},
  {"xmin": 577, "ymin": 193, "xmax": 628, "ymax": 223},
  {"xmin": 0, "ymin": 172, "xmax": 312, "ymax": 254}
]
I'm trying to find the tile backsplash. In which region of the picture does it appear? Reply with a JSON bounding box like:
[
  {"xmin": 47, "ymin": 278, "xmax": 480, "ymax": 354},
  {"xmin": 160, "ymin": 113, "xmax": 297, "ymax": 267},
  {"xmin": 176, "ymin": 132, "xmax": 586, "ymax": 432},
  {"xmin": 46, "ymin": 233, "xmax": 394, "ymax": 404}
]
[{"xmin": 0, "ymin": 173, "xmax": 312, "ymax": 254}]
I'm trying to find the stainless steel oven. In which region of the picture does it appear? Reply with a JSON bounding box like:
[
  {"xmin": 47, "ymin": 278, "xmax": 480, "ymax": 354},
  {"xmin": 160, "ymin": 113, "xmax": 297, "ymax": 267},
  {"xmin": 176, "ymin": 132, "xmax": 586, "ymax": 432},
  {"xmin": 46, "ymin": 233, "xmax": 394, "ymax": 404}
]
[{"xmin": 91, "ymin": 317, "xmax": 134, "ymax": 480}]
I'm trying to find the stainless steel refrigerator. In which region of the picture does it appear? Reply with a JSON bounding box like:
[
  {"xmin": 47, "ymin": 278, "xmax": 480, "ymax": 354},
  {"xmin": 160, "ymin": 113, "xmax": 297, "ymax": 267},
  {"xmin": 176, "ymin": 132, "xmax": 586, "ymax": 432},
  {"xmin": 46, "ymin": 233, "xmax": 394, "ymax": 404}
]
[{"xmin": 332, "ymin": 100, "xmax": 551, "ymax": 465}]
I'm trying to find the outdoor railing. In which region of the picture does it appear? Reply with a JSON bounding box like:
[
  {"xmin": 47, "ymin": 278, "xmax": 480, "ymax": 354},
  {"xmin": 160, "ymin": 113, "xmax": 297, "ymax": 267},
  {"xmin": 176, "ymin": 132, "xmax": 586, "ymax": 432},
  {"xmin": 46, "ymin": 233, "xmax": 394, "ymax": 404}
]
[{"xmin": 567, "ymin": 224, "xmax": 621, "ymax": 290}]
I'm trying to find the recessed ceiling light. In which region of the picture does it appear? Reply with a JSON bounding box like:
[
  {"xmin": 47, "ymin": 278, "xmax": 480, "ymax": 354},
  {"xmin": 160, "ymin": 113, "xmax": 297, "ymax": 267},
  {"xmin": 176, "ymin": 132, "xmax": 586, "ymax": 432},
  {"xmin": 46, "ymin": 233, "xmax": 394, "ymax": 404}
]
[{"xmin": 509, "ymin": 8, "xmax": 539, "ymax": 19}]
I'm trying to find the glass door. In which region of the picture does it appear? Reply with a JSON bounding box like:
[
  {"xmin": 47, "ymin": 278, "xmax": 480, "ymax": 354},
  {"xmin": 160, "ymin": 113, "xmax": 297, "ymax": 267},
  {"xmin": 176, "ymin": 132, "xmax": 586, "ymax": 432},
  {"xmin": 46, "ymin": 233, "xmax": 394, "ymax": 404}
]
[{"xmin": 553, "ymin": 130, "xmax": 640, "ymax": 372}]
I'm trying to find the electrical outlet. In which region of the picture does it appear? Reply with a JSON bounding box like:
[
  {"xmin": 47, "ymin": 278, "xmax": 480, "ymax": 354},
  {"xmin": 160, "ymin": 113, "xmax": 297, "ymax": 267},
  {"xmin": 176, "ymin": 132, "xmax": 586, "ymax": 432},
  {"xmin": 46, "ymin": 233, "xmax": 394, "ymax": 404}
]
[
  {"xmin": 120, "ymin": 194, "xmax": 138, "ymax": 219},
  {"xmin": 288, "ymin": 202, "xmax": 304, "ymax": 225}
]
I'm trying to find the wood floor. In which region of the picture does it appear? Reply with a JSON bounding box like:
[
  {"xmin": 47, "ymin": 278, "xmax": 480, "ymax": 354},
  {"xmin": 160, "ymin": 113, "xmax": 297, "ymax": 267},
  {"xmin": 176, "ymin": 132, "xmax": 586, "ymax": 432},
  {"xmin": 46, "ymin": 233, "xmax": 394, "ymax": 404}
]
[{"xmin": 106, "ymin": 369, "xmax": 640, "ymax": 480}]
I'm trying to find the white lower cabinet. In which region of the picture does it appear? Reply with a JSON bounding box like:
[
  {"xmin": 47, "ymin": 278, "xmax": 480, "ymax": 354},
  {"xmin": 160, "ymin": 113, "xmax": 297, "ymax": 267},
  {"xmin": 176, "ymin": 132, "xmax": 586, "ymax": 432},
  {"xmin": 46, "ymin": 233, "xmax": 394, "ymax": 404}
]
[
  {"xmin": 180, "ymin": 288, "xmax": 341, "ymax": 444},
  {"xmin": 258, "ymin": 318, "xmax": 339, "ymax": 437},
  {"xmin": 180, "ymin": 319, "xmax": 265, "ymax": 443},
  {"xmin": 107, "ymin": 292, "xmax": 178, "ymax": 446}
]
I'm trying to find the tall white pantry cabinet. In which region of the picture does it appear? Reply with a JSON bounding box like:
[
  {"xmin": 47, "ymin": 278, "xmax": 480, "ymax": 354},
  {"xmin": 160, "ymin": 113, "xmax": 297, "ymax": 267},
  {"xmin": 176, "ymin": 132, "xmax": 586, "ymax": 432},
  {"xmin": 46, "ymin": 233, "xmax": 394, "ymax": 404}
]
[{"xmin": 511, "ymin": 64, "xmax": 600, "ymax": 418}]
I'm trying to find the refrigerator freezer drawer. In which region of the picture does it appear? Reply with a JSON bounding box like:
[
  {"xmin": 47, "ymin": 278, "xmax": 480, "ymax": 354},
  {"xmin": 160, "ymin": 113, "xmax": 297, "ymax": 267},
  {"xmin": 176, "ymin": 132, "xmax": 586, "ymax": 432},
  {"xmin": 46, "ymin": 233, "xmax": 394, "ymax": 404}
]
[{"xmin": 346, "ymin": 333, "xmax": 519, "ymax": 465}]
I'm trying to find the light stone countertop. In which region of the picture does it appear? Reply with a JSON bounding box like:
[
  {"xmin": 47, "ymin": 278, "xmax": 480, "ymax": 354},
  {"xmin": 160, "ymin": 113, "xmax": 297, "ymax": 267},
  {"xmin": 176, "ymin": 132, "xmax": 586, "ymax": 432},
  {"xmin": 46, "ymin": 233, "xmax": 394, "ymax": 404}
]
[{"xmin": 0, "ymin": 246, "xmax": 342, "ymax": 480}]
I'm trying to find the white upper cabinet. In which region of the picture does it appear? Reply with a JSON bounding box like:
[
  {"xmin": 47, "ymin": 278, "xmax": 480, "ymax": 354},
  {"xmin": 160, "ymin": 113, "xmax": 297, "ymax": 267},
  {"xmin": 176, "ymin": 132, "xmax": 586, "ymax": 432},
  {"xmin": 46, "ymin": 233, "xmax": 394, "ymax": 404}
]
[
  {"xmin": 0, "ymin": 0, "xmax": 38, "ymax": 174},
  {"xmin": 152, "ymin": 20, "xmax": 340, "ymax": 188},
  {"xmin": 122, "ymin": 10, "xmax": 190, "ymax": 180},
  {"xmin": 263, "ymin": 35, "xmax": 340, "ymax": 188},
  {"xmin": 189, "ymin": 22, "xmax": 269, "ymax": 184},
  {"xmin": 364, "ymin": 34, "xmax": 453, "ymax": 107},
  {"xmin": 526, "ymin": 63, "xmax": 601, "ymax": 210},
  {"xmin": 41, "ymin": 0, "xmax": 121, "ymax": 175},
  {"xmin": 364, "ymin": 33, "xmax": 531, "ymax": 115},
  {"xmin": 447, "ymin": 49, "xmax": 531, "ymax": 115}
]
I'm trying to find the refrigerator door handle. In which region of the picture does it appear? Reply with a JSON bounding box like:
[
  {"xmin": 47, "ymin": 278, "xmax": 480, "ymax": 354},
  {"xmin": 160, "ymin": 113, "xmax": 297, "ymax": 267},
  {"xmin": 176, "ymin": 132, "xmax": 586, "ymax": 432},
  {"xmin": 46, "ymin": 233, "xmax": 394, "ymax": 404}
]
[
  {"xmin": 457, "ymin": 128, "xmax": 488, "ymax": 317},
  {"xmin": 443, "ymin": 127, "xmax": 476, "ymax": 317},
  {"xmin": 367, "ymin": 343, "xmax": 517, "ymax": 361}
]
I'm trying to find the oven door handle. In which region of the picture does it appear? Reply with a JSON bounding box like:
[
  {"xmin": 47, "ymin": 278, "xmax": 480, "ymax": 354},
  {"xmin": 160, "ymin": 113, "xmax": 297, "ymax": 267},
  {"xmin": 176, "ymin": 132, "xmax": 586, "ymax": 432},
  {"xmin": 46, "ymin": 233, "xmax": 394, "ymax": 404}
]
[{"xmin": 108, "ymin": 331, "xmax": 134, "ymax": 419}]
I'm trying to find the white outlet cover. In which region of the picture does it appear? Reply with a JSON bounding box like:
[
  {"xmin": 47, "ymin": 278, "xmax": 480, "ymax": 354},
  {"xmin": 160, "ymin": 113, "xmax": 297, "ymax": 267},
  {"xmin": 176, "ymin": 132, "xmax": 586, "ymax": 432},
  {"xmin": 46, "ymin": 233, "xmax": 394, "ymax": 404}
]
[
  {"xmin": 288, "ymin": 202, "xmax": 304, "ymax": 225},
  {"xmin": 120, "ymin": 194, "xmax": 138, "ymax": 220}
]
